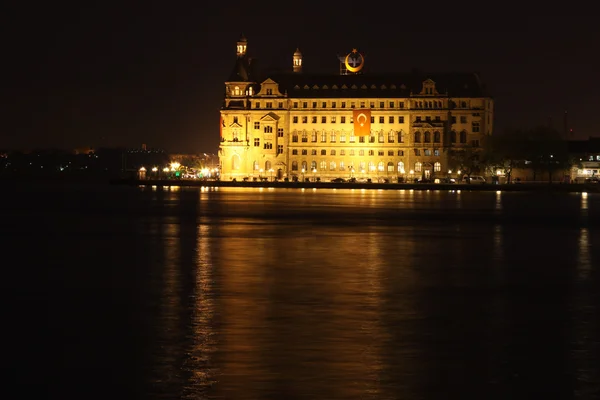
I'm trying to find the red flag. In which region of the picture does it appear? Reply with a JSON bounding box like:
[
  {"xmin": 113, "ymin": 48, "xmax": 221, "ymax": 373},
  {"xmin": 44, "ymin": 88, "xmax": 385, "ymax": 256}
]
[{"xmin": 353, "ymin": 109, "xmax": 371, "ymax": 136}]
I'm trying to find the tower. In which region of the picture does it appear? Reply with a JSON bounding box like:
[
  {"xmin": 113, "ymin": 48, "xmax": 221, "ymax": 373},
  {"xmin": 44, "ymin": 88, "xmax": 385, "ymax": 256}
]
[
  {"xmin": 236, "ymin": 34, "xmax": 247, "ymax": 57},
  {"xmin": 293, "ymin": 48, "xmax": 302, "ymax": 73}
]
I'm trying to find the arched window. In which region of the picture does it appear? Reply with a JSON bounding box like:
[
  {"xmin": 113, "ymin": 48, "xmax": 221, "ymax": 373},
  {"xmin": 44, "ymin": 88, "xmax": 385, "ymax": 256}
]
[
  {"xmin": 434, "ymin": 162, "xmax": 441, "ymax": 172},
  {"xmin": 311, "ymin": 160, "xmax": 317, "ymax": 170},
  {"xmin": 424, "ymin": 131, "xmax": 431, "ymax": 143},
  {"xmin": 460, "ymin": 131, "xmax": 467, "ymax": 143},
  {"xmin": 414, "ymin": 131, "xmax": 421, "ymax": 143},
  {"xmin": 232, "ymin": 154, "xmax": 240, "ymax": 170},
  {"xmin": 388, "ymin": 130, "xmax": 395, "ymax": 142},
  {"xmin": 253, "ymin": 160, "xmax": 259, "ymax": 170},
  {"xmin": 291, "ymin": 161, "xmax": 298, "ymax": 171},
  {"xmin": 292, "ymin": 131, "xmax": 298, "ymax": 142},
  {"xmin": 233, "ymin": 86, "xmax": 240, "ymax": 96},
  {"xmin": 320, "ymin": 160, "xmax": 327, "ymax": 170},
  {"xmin": 415, "ymin": 162, "xmax": 422, "ymax": 172},
  {"xmin": 387, "ymin": 162, "xmax": 394, "ymax": 172},
  {"xmin": 329, "ymin": 161, "xmax": 336, "ymax": 171},
  {"xmin": 368, "ymin": 161, "xmax": 376, "ymax": 171},
  {"xmin": 378, "ymin": 161, "xmax": 385, "ymax": 172},
  {"xmin": 301, "ymin": 161, "xmax": 308, "ymax": 172},
  {"xmin": 397, "ymin": 161, "xmax": 405, "ymax": 173},
  {"xmin": 450, "ymin": 131, "xmax": 457, "ymax": 143},
  {"xmin": 433, "ymin": 131, "xmax": 441, "ymax": 143},
  {"xmin": 265, "ymin": 160, "xmax": 271, "ymax": 171}
]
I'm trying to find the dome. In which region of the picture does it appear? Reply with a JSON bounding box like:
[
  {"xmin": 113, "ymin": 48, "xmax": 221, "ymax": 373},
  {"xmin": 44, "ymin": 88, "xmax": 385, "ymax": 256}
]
[{"xmin": 294, "ymin": 48, "xmax": 302, "ymax": 56}]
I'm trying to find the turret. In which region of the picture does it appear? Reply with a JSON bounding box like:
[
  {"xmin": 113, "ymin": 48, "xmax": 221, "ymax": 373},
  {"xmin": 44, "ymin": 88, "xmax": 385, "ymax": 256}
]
[
  {"xmin": 293, "ymin": 48, "xmax": 302, "ymax": 73},
  {"xmin": 236, "ymin": 34, "xmax": 247, "ymax": 58}
]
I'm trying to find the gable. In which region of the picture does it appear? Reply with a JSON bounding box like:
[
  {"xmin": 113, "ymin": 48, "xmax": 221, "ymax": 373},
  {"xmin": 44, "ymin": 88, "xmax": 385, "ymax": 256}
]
[{"xmin": 260, "ymin": 112, "xmax": 280, "ymax": 122}]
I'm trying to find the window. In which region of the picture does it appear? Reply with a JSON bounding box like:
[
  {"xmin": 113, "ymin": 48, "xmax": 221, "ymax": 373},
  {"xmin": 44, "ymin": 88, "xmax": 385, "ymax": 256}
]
[
  {"xmin": 266, "ymin": 89, "xmax": 273, "ymax": 95},
  {"xmin": 399, "ymin": 102, "xmax": 404, "ymax": 108},
  {"xmin": 302, "ymin": 116, "xmax": 308, "ymax": 123},
  {"xmin": 312, "ymin": 102, "xmax": 317, "ymax": 108},
  {"xmin": 434, "ymin": 149, "xmax": 440, "ymax": 156},
  {"xmin": 302, "ymin": 131, "xmax": 308, "ymax": 142},
  {"xmin": 330, "ymin": 131, "xmax": 336, "ymax": 142},
  {"xmin": 389, "ymin": 116, "xmax": 394, "ymax": 123},
  {"xmin": 292, "ymin": 161, "xmax": 298, "ymax": 171},
  {"xmin": 387, "ymin": 162, "xmax": 394, "ymax": 172},
  {"xmin": 341, "ymin": 116, "xmax": 346, "ymax": 123},
  {"xmin": 472, "ymin": 122, "xmax": 480, "ymax": 133},
  {"xmin": 339, "ymin": 161, "xmax": 345, "ymax": 170},
  {"xmin": 369, "ymin": 161, "xmax": 376, "ymax": 171},
  {"xmin": 460, "ymin": 131, "xmax": 467, "ymax": 143},
  {"xmin": 312, "ymin": 116, "xmax": 317, "ymax": 123},
  {"xmin": 368, "ymin": 150, "xmax": 374, "ymax": 156},
  {"xmin": 415, "ymin": 162, "xmax": 422, "ymax": 172},
  {"xmin": 254, "ymin": 138, "xmax": 260, "ymax": 147},
  {"xmin": 378, "ymin": 131, "xmax": 384, "ymax": 143},
  {"xmin": 397, "ymin": 150, "xmax": 404, "ymax": 156},
  {"xmin": 341, "ymin": 102, "xmax": 346, "ymax": 108},
  {"xmin": 253, "ymin": 160, "xmax": 259, "ymax": 170},
  {"xmin": 265, "ymin": 161, "xmax": 271, "ymax": 170},
  {"xmin": 388, "ymin": 130, "xmax": 395, "ymax": 143},
  {"xmin": 303, "ymin": 102, "xmax": 308, "ymax": 108},
  {"xmin": 434, "ymin": 162, "xmax": 441, "ymax": 172},
  {"xmin": 293, "ymin": 102, "xmax": 298, "ymax": 108},
  {"xmin": 340, "ymin": 150, "xmax": 345, "ymax": 155},
  {"xmin": 331, "ymin": 150, "xmax": 336, "ymax": 155},
  {"xmin": 450, "ymin": 131, "xmax": 457, "ymax": 143},
  {"xmin": 433, "ymin": 131, "xmax": 441, "ymax": 143},
  {"xmin": 378, "ymin": 150, "xmax": 384, "ymax": 156},
  {"xmin": 255, "ymin": 102, "xmax": 260, "ymax": 108},
  {"xmin": 264, "ymin": 126, "xmax": 273, "ymax": 133},
  {"xmin": 424, "ymin": 131, "xmax": 431, "ymax": 143},
  {"xmin": 277, "ymin": 128, "xmax": 283, "ymax": 137},
  {"xmin": 311, "ymin": 149, "xmax": 317, "ymax": 155},
  {"xmin": 254, "ymin": 122, "xmax": 260, "ymax": 129},
  {"xmin": 379, "ymin": 102, "xmax": 384, "ymax": 108},
  {"xmin": 311, "ymin": 131, "xmax": 317, "ymax": 142},
  {"xmin": 302, "ymin": 161, "xmax": 308, "ymax": 171},
  {"xmin": 379, "ymin": 116, "xmax": 384, "ymax": 123},
  {"xmin": 266, "ymin": 102, "xmax": 272, "ymax": 108},
  {"xmin": 319, "ymin": 160, "xmax": 326, "ymax": 170},
  {"xmin": 321, "ymin": 116, "xmax": 326, "ymax": 123},
  {"xmin": 359, "ymin": 150, "xmax": 364, "ymax": 156},
  {"xmin": 302, "ymin": 149, "xmax": 307, "ymax": 155},
  {"xmin": 340, "ymin": 131, "xmax": 346, "ymax": 143},
  {"xmin": 460, "ymin": 116, "xmax": 467, "ymax": 123},
  {"xmin": 388, "ymin": 150, "xmax": 394, "ymax": 156},
  {"xmin": 332, "ymin": 102, "xmax": 336, "ymax": 108},
  {"xmin": 277, "ymin": 145, "xmax": 283, "ymax": 154},
  {"xmin": 398, "ymin": 116, "xmax": 405, "ymax": 123},
  {"xmin": 293, "ymin": 116, "xmax": 298, "ymax": 123},
  {"xmin": 414, "ymin": 132, "xmax": 421, "ymax": 143},
  {"xmin": 331, "ymin": 116, "xmax": 337, "ymax": 123},
  {"xmin": 321, "ymin": 131, "xmax": 327, "ymax": 142},
  {"xmin": 292, "ymin": 149, "xmax": 298, "ymax": 155},
  {"xmin": 424, "ymin": 149, "xmax": 431, "ymax": 156},
  {"xmin": 322, "ymin": 102, "xmax": 327, "ymax": 108},
  {"xmin": 278, "ymin": 102, "xmax": 283, "ymax": 108},
  {"xmin": 359, "ymin": 136, "xmax": 365, "ymax": 143},
  {"xmin": 263, "ymin": 142, "xmax": 273, "ymax": 150},
  {"xmin": 329, "ymin": 161, "xmax": 336, "ymax": 171},
  {"xmin": 320, "ymin": 149, "xmax": 326, "ymax": 155},
  {"xmin": 390, "ymin": 102, "xmax": 395, "ymax": 108},
  {"xmin": 398, "ymin": 161, "xmax": 405, "ymax": 173},
  {"xmin": 378, "ymin": 162, "xmax": 384, "ymax": 172}
]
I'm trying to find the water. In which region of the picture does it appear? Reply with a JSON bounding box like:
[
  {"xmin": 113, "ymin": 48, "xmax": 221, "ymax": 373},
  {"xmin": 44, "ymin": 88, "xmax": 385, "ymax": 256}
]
[{"xmin": 3, "ymin": 183, "xmax": 600, "ymax": 399}]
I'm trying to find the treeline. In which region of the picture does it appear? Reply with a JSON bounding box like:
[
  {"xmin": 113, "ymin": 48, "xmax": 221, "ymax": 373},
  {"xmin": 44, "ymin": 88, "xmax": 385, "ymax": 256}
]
[{"xmin": 449, "ymin": 126, "xmax": 572, "ymax": 183}]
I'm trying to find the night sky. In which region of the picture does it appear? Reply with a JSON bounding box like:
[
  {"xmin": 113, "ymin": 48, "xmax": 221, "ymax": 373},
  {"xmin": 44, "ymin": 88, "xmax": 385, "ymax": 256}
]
[{"xmin": 4, "ymin": 4, "xmax": 598, "ymax": 153}]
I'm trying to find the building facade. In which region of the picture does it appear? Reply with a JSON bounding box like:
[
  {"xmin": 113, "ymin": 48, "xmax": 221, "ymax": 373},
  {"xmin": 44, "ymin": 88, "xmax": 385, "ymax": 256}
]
[{"xmin": 219, "ymin": 35, "xmax": 494, "ymax": 182}]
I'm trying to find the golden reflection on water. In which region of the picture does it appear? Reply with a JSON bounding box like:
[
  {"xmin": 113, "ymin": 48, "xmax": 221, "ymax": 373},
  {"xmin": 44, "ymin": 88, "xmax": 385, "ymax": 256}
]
[
  {"xmin": 182, "ymin": 219, "xmax": 217, "ymax": 397},
  {"xmin": 212, "ymin": 218, "xmax": 409, "ymax": 399}
]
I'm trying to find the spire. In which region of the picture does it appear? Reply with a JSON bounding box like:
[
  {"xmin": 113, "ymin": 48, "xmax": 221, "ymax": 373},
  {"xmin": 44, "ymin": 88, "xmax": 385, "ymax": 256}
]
[
  {"xmin": 236, "ymin": 34, "xmax": 247, "ymax": 58},
  {"xmin": 293, "ymin": 47, "xmax": 302, "ymax": 73}
]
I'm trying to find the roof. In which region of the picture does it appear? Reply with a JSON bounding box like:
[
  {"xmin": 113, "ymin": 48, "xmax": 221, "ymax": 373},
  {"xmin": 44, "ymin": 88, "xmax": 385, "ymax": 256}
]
[
  {"xmin": 568, "ymin": 137, "xmax": 600, "ymax": 154},
  {"xmin": 259, "ymin": 71, "xmax": 487, "ymax": 98}
]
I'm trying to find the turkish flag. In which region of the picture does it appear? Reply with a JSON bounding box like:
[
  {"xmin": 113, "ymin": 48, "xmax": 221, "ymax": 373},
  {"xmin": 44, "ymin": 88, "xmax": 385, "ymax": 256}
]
[{"xmin": 353, "ymin": 109, "xmax": 371, "ymax": 136}]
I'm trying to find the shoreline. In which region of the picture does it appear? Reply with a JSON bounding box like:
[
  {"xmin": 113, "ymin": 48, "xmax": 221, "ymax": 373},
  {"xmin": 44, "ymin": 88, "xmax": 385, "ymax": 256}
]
[{"xmin": 111, "ymin": 178, "xmax": 599, "ymax": 193}]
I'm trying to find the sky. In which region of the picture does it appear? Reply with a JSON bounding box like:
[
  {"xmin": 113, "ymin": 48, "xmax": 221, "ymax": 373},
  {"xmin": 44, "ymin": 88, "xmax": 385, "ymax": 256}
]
[{"xmin": 4, "ymin": 3, "xmax": 599, "ymax": 153}]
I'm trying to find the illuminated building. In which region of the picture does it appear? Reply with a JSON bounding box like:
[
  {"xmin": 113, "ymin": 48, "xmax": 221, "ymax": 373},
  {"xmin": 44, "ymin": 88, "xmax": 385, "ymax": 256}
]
[{"xmin": 219, "ymin": 34, "xmax": 494, "ymax": 182}]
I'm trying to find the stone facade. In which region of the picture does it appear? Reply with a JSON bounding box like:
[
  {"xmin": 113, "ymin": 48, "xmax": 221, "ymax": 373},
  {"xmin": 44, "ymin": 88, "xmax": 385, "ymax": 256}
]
[{"xmin": 219, "ymin": 35, "xmax": 494, "ymax": 182}]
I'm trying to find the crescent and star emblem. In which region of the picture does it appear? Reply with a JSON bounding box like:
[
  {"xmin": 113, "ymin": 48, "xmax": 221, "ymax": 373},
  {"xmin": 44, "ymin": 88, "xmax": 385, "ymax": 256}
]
[
  {"xmin": 356, "ymin": 113, "xmax": 367, "ymax": 127},
  {"xmin": 344, "ymin": 48, "xmax": 364, "ymax": 73}
]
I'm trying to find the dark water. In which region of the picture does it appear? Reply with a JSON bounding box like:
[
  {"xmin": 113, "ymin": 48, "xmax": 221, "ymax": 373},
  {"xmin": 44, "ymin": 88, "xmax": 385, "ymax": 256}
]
[{"xmin": 3, "ymin": 183, "xmax": 600, "ymax": 399}]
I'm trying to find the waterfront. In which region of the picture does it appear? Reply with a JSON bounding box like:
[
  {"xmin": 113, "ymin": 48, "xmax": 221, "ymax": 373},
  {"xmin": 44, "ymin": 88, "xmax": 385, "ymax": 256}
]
[{"xmin": 4, "ymin": 183, "xmax": 600, "ymax": 399}]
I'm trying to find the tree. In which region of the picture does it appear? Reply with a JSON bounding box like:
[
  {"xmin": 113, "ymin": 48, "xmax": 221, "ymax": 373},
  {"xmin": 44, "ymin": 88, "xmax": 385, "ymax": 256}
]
[
  {"xmin": 523, "ymin": 126, "xmax": 571, "ymax": 183},
  {"xmin": 448, "ymin": 145, "xmax": 482, "ymax": 183},
  {"xmin": 481, "ymin": 129, "xmax": 527, "ymax": 184}
]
